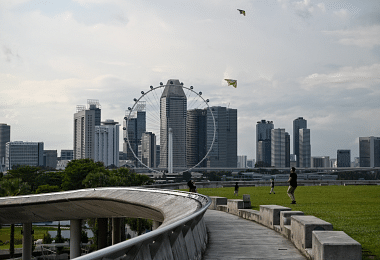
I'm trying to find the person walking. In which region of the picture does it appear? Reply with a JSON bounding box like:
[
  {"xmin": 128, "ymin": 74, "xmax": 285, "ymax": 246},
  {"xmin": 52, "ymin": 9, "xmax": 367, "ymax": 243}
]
[
  {"xmin": 287, "ymin": 167, "xmax": 297, "ymax": 204},
  {"xmin": 234, "ymin": 182, "xmax": 239, "ymax": 196},
  {"xmin": 269, "ymin": 178, "xmax": 275, "ymax": 194}
]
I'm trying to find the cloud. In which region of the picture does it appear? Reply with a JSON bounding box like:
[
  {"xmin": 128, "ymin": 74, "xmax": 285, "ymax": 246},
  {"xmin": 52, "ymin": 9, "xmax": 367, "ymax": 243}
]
[
  {"xmin": 1, "ymin": 45, "xmax": 21, "ymax": 63},
  {"xmin": 301, "ymin": 64, "xmax": 380, "ymax": 87},
  {"xmin": 279, "ymin": 0, "xmax": 326, "ymax": 18},
  {"xmin": 323, "ymin": 25, "xmax": 380, "ymax": 48}
]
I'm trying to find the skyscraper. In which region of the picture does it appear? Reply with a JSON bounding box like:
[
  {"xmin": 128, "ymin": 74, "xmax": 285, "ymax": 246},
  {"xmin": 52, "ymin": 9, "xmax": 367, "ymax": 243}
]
[
  {"xmin": 206, "ymin": 106, "xmax": 237, "ymax": 168},
  {"xmin": 271, "ymin": 128, "xmax": 286, "ymax": 168},
  {"xmin": 186, "ymin": 109, "xmax": 207, "ymax": 167},
  {"xmin": 293, "ymin": 117, "xmax": 307, "ymax": 167},
  {"xmin": 43, "ymin": 150, "xmax": 58, "ymax": 169},
  {"xmin": 160, "ymin": 79, "xmax": 187, "ymax": 169},
  {"xmin": 0, "ymin": 123, "xmax": 10, "ymax": 167},
  {"xmin": 299, "ymin": 128, "xmax": 311, "ymax": 168},
  {"xmin": 359, "ymin": 136, "xmax": 380, "ymax": 167},
  {"xmin": 285, "ymin": 132, "xmax": 290, "ymax": 167},
  {"xmin": 95, "ymin": 119, "xmax": 120, "ymax": 167},
  {"xmin": 256, "ymin": 120, "xmax": 274, "ymax": 167},
  {"xmin": 6, "ymin": 141, "xmax": 44, "ymax": 170},
  {"xmin": 73, "ymin": 100, "xmax": 101, "ymax": 160},
  {"xmin": 337, "ymin": 150, "xmax": 351, "ymax": 167},
  {"xmin": 123, "ymin": 102, "xmax": 146, "ymax": 166},
  {"xmin": 141, "ymin": 132, "xmax": 156, "ymax": 168},
  {"xmin": 226, "ymin": 108, "xmax": 238, "ymax": 167}
]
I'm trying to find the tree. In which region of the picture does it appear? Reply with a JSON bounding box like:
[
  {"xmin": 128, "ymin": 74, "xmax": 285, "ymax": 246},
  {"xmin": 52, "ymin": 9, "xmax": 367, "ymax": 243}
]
[
  {"xmin": 125, "ymin": 218, "xmax": 152, "ymax": 235},
  {"xmin": 108, "ymin": 168, "xmax": 152, "ymax": 187},
  {"xmin": 82, "ymin": 171, "xmax": 110, "ymax": 188},
  {"xmin": 6, "ymin": 165, "xmax": 39, "ymax": 192},
  {"xmin": 43, "ymin": 231, "xmax": 53, "ymax": 244},
  {"xmin": 35, "ymin": 184, "xmax": 60, "ymax": 194},
  {"xmin": 61, "ymin": 159, "xmax": 106, "ymax": 190},
  {"xmin": 55, "ymin": 222, "xmax": 65, "ymax": 255}
]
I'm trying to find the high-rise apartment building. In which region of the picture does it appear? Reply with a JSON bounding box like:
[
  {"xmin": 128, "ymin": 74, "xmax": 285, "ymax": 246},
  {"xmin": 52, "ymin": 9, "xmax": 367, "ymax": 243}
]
[
  {"xmin": 311, "ymin": 156, "xmax": 329, "ymax": 168},
  {"xmin": 160, "ymin": 79, "xmax": 187, "ymax": 169},
  {"xmin": 60, "ymin": 150, "xmax": 73, "ymax": 160},
  {"xmin": 337, "ymin": 150, "xmax": 351, "ymax": 167},
  {"xmin": 293, "ymin": 117, "xmax": 307, "ymax": 167},
  {"xmin": 5, "ymin": 141, "xmax": 44, "ymax": 170},
  {"xmin": 256, "ymin": 120, "xmax": 274, "ymax": 167},
  {"xmin": 141, "ymin": 132, "xmax": 156, "ymax": 168},
  {"xmin": 206, "ymin": 106, "xmax": 237, "ymax": 168},
  {"xmin": 299, "ymin": 128, "xmax": 311, "ymax": 168},
  {"xmin": 95, "ymin": 119, "xmax": 120, "ymax": 167},
  {"xmin": 359, "ymin": 136, "xmax": 380, "ymax": 167},
  {"xmin": 237, "ymin": 155, "xmax": 247, "ymax": 168},
  {"xmin": 271, "ymin": 128, "xmax": 286, "ymax": 168},
  {"xmin": 0, "ymin": 123, "xmax": 10, "ymax": 169},
  {"xmin": 123, "ymin": 102, "xmax": 146, "ymax": 166},
  {"xmin": 73, "ymin": 100, "xmax": 101, "ymax": 160},
  {"xmin": 186, "ymin": 109, "xmax": 207, "ymax": 168}
]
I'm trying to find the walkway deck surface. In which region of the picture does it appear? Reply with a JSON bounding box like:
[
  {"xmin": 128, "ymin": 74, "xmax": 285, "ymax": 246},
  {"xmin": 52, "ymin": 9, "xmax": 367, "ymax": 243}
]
[{"xmin": 203, "ymin": 210, "xmax": 306, "ymax": 260}]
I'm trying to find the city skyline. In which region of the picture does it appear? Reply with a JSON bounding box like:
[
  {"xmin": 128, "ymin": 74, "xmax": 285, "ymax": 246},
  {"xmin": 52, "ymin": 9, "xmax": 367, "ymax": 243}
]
[{"xmin": 1, "ymin": 1, "xmax": 379, "ymax": 160}]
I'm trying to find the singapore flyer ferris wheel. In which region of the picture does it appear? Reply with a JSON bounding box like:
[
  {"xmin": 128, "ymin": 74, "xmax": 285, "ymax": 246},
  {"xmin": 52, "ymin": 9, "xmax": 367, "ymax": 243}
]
[{"xmin": 124, "ymin": 79, "xmax": 215, "ymax": 175}]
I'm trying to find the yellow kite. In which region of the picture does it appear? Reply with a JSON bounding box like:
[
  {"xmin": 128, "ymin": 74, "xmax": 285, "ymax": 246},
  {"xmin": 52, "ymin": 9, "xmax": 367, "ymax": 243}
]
[
  {"xmin": 237, "ymin": 9, "xmax": 246, "ymax": 16},
  {"xmin": 224, "ymin": 79, "xmax": 237, "ymax": 88}
]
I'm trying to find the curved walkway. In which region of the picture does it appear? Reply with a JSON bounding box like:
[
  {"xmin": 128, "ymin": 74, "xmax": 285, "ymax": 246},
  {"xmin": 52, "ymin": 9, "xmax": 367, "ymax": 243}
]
[{"xmin": 203, "ymin": 210, "xmax": 306, "ymax": 260}]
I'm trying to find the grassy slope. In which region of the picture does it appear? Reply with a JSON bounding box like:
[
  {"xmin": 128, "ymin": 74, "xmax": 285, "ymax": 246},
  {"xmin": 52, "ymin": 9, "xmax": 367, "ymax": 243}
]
[{"xmin": 197, "ymin": 185, "xmax": 380, "ymax": 260}]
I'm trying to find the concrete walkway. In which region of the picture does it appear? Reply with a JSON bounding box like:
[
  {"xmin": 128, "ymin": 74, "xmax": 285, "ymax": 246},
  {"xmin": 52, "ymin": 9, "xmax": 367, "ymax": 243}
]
[{"xmin": 203, "ymin": 210, "xmax": 306, "ymax": 260}]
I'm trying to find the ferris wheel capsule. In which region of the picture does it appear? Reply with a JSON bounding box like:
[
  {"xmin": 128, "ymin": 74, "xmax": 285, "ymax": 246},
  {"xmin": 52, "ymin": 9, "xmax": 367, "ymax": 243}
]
[
  {"xmin": 141, "ymin": 91, "xmax": 144, "ymax": 95},
  {"xmin": 133, "ymin": 98, "xmax": 137, "ymax": 102},
  {"xmin": 150, "ymin": 86, "xmax": 154, "ymax": 89},
  {"xmin": 206, "ymin": 99, "xmax": 209, "ymax": 102},
  {"xmin": 190, "ymin": 86, "xmax": 193, "ymax": 90},
  {"xmin": 128, "ymin": 107, "xmax": 132, "ymax": 110},
  {"xmin": 160, "ymin": 82, "xmax": 163, "ymax": 85},
  {"xmin": 199, "ymin": 92, "xmax": 202, "ymax": 95}
]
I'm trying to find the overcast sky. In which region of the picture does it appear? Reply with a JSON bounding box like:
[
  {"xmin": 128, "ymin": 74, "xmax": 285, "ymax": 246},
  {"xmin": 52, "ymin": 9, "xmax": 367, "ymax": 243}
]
[{"xmin": 1, "ymin": 0, "xmax": 379, "ymax": 161}]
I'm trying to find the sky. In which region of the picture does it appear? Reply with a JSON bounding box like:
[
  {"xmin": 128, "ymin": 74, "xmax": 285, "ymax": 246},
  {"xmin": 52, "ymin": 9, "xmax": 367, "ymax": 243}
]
[{"xmin": 0, "ymin": 0, "xmax": 379, "ymax": 161}]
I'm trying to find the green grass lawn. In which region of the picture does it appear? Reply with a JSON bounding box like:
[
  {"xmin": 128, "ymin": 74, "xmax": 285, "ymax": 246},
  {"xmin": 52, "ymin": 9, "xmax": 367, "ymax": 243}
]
[
  {"xmin": 196, "ymin": 185, "xmax": 380, "ymax": 260},
  {"xmin": 0, "ymin": 226, "xmax": 57, "ymax": 250}
]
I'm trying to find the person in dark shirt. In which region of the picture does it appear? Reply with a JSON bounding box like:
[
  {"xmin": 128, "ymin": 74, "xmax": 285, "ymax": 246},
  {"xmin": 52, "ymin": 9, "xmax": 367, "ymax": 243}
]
[
  {"xmin": 287, "ymin": 167, "xmax": 297, "ymax": 204},
  {"xmin": 270, "ymin": 178, "xmax": 275, "ymax": 194},
  {"xmin": 234, "ymin": 182, "xmax": 239, "ymax": 196}
]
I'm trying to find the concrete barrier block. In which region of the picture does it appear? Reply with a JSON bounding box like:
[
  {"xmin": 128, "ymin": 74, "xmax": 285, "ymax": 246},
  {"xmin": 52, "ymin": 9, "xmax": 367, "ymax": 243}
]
[
  {"xmin": 209, "ymin": 196, "xmax": 227, "ymax": 210},
  {"xmin": 227, "ymin": 199, "xmax": 244, "ymax": 215},
  {"xmin": 291, "ymin": 215, "xmax": 333, "ymax": 251},
  {"xmin": 259, "ymin": 205, "xmax": 291, "ymax": 229},
  {"xmin": 242, "ymin": 194, "xmax": 251, "ymax": 209},
  {"xmin": 312, "ymin": 231, "xmax": 362, "ymax": 260},
  {"xmin": 216, "ymin": 205, "xmax": 228, "ymax": 213},
  {"xmin": 238, "ymin": 209, "xmax": 260, "ymax": 222},
  {"xmin": 280, "ymin": 211, "xmax": 304, "ymax": 238}
]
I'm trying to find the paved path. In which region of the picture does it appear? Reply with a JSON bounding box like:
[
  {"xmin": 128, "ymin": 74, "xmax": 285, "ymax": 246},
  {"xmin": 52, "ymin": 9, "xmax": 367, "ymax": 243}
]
[{"xmin": 203, "ymin": 210, "xmax": 306, "ymax": 260}]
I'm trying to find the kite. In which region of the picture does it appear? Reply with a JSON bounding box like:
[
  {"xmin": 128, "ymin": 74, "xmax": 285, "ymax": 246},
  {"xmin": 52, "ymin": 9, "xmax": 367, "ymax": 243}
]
[
  {"xmin": 237, "ymin": 9, "xmax": 246, "ymax": 16},
  {"xmin": 224, "ymin": 79, "xmax": 237, "ymax": 88}
]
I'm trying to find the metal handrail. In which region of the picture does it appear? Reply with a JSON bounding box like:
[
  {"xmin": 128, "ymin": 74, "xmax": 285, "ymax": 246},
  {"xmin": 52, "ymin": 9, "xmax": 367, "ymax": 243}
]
[{"xmin": 74, "ymin": 190, "xmax": 211, "ymax": 260}]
